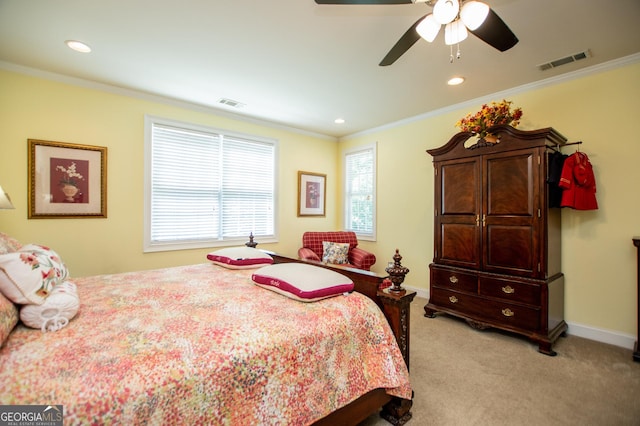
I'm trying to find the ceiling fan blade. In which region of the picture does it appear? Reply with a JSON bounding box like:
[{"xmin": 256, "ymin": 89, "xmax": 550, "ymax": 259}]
[
  {"xmin": 468, "ymin": 8, "xmax": 518, "ymax": 52},
  {"xmin": 315, "ymin": 0, "xmax": 412, "ymax": 4},
  {"xmin": 379, "ymin": 15, "xmax": 427, "ymax": 66}
]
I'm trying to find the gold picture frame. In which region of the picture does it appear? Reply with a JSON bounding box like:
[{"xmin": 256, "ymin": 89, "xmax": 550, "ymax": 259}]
[
  {"xmin": 297, "ymin": 171, "xmax": 326, "ymax": 217},
  {"xmin": 28, "ymin": 139, "xmax": 107, "ymax": 218}
]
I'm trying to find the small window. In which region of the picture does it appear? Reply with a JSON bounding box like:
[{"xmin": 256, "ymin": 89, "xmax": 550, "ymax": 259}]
[
  {"xmin": 343, "ymin": 143, "xmax": 376, "ymax": 241},
  {"xmin": 144, "ymin": 116, "xmax": 277, "ymax": 252}
]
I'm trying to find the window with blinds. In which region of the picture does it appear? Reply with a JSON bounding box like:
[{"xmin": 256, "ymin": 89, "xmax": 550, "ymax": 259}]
[
  {"xmin": 343, "ymin": 143, "xmax": 376, "ymax": 241},
  {"xmin": 144, "ymin": 116, "xmax": 277, "ymax": 252}
]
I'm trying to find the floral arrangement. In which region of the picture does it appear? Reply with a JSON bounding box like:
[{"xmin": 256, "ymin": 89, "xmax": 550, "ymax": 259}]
[
  {"xmin": 456, "ymin": 100, "xmax": 523, "ymax": 138},
  {"xmin": 56, "ymin": 162, "xmax": 84, "ymax": 187}
]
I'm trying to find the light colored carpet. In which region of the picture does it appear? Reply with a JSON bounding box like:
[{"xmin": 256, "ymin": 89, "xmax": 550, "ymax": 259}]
[{"xmin": 361, "ymin": 297, "xmax": 640, "ymax": 426}]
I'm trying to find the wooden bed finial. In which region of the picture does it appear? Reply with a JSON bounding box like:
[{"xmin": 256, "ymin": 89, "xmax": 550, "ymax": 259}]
[
  {"xmin": 245, "ymin": 232, "xmax": 258, "ymax": 248},
  {"xmin": 385, "ymin": 249, "xmax": 409, "ymax": 293}
]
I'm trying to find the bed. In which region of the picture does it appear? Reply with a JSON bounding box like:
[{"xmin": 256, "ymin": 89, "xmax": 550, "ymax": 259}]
[{"xmin": 0, "ymin": 237, "xmax": 415, "ymax": 425}]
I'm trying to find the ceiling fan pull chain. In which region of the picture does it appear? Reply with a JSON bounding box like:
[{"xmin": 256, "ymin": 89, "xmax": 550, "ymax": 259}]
[{"xmin": 449, "ymin": 44, "xmax": 461, "ymax": 63}]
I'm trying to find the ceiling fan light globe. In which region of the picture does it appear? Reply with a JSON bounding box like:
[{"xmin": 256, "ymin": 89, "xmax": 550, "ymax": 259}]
[
  {"xmin": 460, "ymin": 1, "xmax": 490, "ymax": 30},
  {"xmin": 433, "ymin": 0, "xmax": 459, "ymax": 25},
  {"xmin": 416, "ymin": 14, "xmax": 441, "ymax": 42},
  {"xmin": 444, "ymin": 19, "xmax": 468, "ymax": 45}
]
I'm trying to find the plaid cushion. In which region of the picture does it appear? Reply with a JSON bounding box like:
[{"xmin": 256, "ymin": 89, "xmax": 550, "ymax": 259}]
[
  {"xmin": 302, "ymin": 232, "xmax": 358, "ymax": 259},
  {"xmin": 350, "ymin": 247, "xmax": 376, "ymax": 271}
]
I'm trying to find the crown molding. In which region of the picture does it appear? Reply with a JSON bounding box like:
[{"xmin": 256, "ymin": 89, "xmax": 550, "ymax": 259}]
[{"xmin": 0, "ymin": 60, "xmax": 337, "ymax": 142}]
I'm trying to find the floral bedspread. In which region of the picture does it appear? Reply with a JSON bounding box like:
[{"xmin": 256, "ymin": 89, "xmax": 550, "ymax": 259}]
[{"xmin": 0, "ymin": 263, "xmax": 411, "ymax": 425}]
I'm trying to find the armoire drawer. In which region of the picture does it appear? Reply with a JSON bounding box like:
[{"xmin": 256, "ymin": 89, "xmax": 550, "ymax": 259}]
[
  {"xmin": 431, "ymin": 267, "xmax": 477, "ymax": 293},
  {"xmin": 476, "ymin": 298, "xmax": 541, "ymax": 331},
  {"xmin": 479, "ymin": 276, "xmax": 540, "ymax": 306},
  {"xmin": 428, "ymin": 288, "xmax": 478, "ymax": 317},
  {"xmin": 429, "ymin": 288, "xmax": 540, "ymax": 331}
]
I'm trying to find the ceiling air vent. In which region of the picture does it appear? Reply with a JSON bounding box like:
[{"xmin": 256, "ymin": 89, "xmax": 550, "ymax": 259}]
[
  {"xmin": 537, "ymin": 50, "xmax": 591, "ymax": 71},
  {"xmin": 218, "ymin": 98, "xmax": 245, "ymax": 108}
]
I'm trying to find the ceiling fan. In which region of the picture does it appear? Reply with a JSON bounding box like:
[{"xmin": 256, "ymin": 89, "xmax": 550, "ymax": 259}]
[{"xmin": 314, "ymin": 0, "xmax": 518, "ymax": 66}]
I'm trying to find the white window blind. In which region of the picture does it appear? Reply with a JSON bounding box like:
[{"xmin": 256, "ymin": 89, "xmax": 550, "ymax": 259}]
[
  {"xmin": 344, "ymin": 143, "xmax": 376, "ymax": 241},
  {"xmin": 145, "ymin": 117, "xmax": 276, "ymax": 251}
]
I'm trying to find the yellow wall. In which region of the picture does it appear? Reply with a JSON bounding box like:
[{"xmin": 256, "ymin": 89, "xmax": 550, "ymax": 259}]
[
  {"xmin": 0, "ymin": 69, "xmax": 338, "ymax": 276},
  {"xmin": 341, "ymin": 60, "xmax": 640, "ymax": 337},
  {"xmin": 1, "ymin": 59, "xmax": 639, "ymax": 339}
]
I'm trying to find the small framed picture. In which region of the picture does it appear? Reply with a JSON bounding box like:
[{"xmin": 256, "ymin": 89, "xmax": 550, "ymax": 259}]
[
  {"xmin": 298, "ymin": 171, "xmax": 326, "ymax": 217},
  {"xmin": 28, "ymin": 139, "xmax": 107, "ymax": 218}
]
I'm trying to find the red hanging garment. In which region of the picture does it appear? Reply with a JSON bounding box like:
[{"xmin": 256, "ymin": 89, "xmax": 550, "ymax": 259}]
[{"xmin": 558, "ymin": 151, "xmax": 598, "ymax": 210}]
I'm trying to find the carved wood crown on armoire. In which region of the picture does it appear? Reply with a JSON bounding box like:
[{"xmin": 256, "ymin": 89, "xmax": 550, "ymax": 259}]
[{"xmin": 425, "ymin": 125, "xmax": 568, "ymax": 355}]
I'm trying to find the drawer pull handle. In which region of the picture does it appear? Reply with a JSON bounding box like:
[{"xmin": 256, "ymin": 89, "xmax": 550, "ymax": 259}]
[
  {"xmin": 449, "ymin": 296, "xmax": 458, "ymax": 303},
  {"xmin": 449, "ymin": 276, "xmax": 458, "ymax": 284},
  {"xmin": 502, "ymin": 285, "xmax": 515, "ymax": 294},
  {"xmin": 502, "ymin": 308, "xmax": 514, "ymax": 317}
]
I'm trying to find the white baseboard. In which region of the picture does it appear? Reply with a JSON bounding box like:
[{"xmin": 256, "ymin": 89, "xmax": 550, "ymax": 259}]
[
  {"xmin": 404, "ymin": 285, "xmax": 637, "ymax": 350},
  {"xmin": 405, "ymin": 285, "xmax": 428, "ymax": 300},
  {"xmin": 565, "ymin": 322, "xmax": 636, "ymax": 350}
]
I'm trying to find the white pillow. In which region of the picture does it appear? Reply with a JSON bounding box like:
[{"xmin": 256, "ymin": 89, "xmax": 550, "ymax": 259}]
[
  {"xmin": 0, "ymin": 244, "xmax": 69, "ymax": 305},
  {"xmin": 322, "ymin": 241, "xmax": 349, "ymax": 265},
  {"xmin": 251, "ymin": 263, "xmax": 354, "ymax": 302},
  {"xmin": 207, "ymin": 246, "xmax": 273, "ymax": 269},
  {"xmin": 20, "ymin": 280, "xmax": 79, "ymax": 332}
]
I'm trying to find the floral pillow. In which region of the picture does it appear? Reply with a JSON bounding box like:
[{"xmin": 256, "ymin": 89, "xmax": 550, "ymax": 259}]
[
  {"xmin": 322, "ymin": 241, "xmax": 349, "ymax": 265},
  {"xmin": 0, "ymin": 290, "xmax": 18, "ymax": 347},
  {"xmin": 0, "ymin": 244, "xmax": 69, "ymax": 305},
  {"xmin": 0, "ymin": 232, "xmax": 22, "ymax": 255}
]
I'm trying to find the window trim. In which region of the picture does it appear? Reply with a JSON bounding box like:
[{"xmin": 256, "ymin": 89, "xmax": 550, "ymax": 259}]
[
  {"xmin": 343, "ymin": 142, "xmax": 377, "ymax": 242},
  {"xmin": 143, "ymin": 115, "xmax": 278, "ymax": 252}
]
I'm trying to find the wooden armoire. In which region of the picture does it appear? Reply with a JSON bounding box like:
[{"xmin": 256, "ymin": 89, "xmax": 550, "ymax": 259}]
[{"xmin": 425, "ymin": 125, "xmax": 568, "ymax": 355}]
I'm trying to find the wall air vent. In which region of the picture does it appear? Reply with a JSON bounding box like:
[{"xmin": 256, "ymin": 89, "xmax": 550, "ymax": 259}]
[
  {"xmin": 537, "ymin": 50, "xmax": 591, "ymax": 71},
  {"xmin": 218, "ymin": 98, "xmax": 245, "ymax": 108}
]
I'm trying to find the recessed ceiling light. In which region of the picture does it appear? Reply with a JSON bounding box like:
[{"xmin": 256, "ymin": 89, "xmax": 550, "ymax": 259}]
[
  {"xmin": 334, "ymin": 118, "xmax": 345, "ymax": 124},
  {"xmin": 447, "ymin": 76, "xmax": 465, "ymax": 86},
  {"xmin": 65, "ymin": 40, "xmax": 91, "ymax": 53}
]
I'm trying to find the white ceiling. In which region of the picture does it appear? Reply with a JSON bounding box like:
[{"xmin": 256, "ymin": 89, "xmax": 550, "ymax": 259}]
[{"xmin": 1, "ymin": 0, "xmax": 639, "ymax": 138}]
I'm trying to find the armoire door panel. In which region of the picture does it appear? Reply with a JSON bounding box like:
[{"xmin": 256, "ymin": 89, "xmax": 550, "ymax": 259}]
[
  {"xmin": 440, "ymin": 161, "xmax": 479, "ymax": 215},
  {"xmin": 485, "ymin": 152, "xmax": 535, "ymax": 216},
  {"xmin": 440, "ymin": 223, "xmax": 479, "ymax": 267},
  {"xmin": 485, "ymin": 225, "xmax": 534, "ymax": 274}
]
